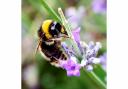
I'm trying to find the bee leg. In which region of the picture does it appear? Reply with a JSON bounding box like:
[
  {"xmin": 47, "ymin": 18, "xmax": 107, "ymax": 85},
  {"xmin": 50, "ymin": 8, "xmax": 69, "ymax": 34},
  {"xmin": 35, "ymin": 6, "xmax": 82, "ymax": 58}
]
[
  {"xmin": 59, "ymin": 53, "xmax": 67, "ymax": 60},
  {"xmin": 50, "ymin": 57, "xmax": 60, "ymax": 67},
  {"xmin": 49, "ymin": 57, "xmax": 56, "ymax": 62}
]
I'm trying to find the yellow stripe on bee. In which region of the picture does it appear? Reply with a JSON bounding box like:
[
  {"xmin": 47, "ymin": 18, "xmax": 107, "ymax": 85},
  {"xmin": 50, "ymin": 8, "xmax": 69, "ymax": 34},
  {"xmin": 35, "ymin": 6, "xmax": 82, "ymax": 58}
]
[{"xmin": 42, "ymin": 20, "xmax": 52, "ymax": 38}]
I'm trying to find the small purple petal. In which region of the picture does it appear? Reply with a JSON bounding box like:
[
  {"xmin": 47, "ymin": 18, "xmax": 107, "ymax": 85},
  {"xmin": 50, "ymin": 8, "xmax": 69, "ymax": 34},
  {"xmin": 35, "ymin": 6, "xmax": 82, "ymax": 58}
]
[
  {"xmin": 67, "ymin": 70, "xmax": 80, "ymax": 76},
  {"xmin": 88, "ymin": 41, "xmax": 95, "ymax": 49},
  {"xmin": 67, "ymin": 71, "xmax": 74, "ymax": 76},
  {"xmin": 72, "ymin": 27, "xmax": 81, "ymax": 43},
  {"xmin": 94, "ymin": 42, "xmax": 102, "ymax": 52},
  {"xmin": 73, "ymin": 70, "xmax": 80, "ymax": 76},
  {"xmin": 75, "ymin": 64, "xmax": 81, "ymax": 69}
]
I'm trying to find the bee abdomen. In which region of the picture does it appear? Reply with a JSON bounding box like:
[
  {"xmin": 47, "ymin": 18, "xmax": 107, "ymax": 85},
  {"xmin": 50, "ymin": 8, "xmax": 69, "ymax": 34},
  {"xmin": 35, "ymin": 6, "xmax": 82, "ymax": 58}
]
[
  {"xmin": 49, "ymin": 51, "xmax": 67, "ymax": 67},
  {"xmin": 51, "ymin": 50, "xmax": 67, "ymax": 60}
]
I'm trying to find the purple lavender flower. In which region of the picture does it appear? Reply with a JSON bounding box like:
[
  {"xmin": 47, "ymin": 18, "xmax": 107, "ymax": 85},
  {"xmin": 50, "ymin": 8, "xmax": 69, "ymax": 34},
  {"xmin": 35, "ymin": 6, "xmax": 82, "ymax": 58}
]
[
  {"xmin": 80, "ymin": 41, "xmax": 101, "ymax": 71},
  {"xmin": 89, "ymin": 41, "xmax": 101, "ymax": 53},
  {"xmin": 71, "ymin": 27, "xmax": 102, "ymax": 72},
  {"xmin": 60, "ymin": 56, "xmax": 81, "ymax": 76},
  {"xmin": 65, "ymin": 6, "xmax": 86, "ymax": 29},
  {"xmin": 92, "ymin": 0, "xmax": 106, "ymax": 14},
  {"xmin": 60, "ymin": 27, "xmax": 102, "ymax": 75},
  {"xmin": 52, "ymin": 31, "xmax": 101, "ymax": 76}
]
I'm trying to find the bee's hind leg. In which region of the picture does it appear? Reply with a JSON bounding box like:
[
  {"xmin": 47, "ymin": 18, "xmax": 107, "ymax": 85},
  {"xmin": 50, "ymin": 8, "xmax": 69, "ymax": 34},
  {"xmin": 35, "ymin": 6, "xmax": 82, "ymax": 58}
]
[{"xmin": 50, "ymin": 57, "xmax": 60, "ymax": 67}]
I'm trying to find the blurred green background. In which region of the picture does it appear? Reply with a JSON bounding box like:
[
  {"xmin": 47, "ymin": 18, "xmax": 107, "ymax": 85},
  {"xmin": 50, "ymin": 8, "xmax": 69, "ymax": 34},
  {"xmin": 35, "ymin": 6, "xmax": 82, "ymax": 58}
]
[{"xmin": 22, "ymin": 0, "xmax": 106, "ymax": 89}]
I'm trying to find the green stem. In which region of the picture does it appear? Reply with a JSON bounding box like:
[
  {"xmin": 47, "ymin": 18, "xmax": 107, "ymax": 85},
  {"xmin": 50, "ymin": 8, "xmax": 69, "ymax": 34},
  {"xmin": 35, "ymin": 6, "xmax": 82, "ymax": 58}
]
[
  {"xmin": 85, "ymin": 70, "xmax": 106, "ymax": 89},
  {"xmin": 94, "ymin": 64, "xmax": 106, "ymax": 83}
]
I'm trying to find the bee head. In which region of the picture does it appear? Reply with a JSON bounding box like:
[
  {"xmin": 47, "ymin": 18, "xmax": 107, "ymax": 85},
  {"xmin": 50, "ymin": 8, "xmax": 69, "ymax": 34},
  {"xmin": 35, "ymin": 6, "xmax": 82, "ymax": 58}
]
[
  {"xmin": 39, "ymin": 20, "xmax": 68, "ymax": 40},
  {"xmin": 49, "ymin": 21, "xmax": 68, "ymax": 38}
]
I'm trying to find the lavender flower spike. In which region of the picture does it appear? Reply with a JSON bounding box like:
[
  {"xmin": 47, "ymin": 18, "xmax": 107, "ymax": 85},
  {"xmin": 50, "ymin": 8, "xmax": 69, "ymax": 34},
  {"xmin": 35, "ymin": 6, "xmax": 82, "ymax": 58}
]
[{"xmin": 80, "ymin": 41, "xmax": 102, "ymax": 71}]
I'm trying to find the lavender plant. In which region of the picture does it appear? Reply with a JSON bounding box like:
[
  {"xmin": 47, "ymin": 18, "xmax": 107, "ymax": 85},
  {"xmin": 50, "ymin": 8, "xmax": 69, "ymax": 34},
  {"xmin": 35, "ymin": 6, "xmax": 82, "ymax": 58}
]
[{"xmin": 40, "ymin": 0, "xmax": 106, "ymax": 89}]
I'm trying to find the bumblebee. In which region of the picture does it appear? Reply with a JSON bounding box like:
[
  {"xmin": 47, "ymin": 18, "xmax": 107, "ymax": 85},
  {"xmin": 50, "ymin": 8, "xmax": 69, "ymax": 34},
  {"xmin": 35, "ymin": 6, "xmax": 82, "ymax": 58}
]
[{"xmin": 36, "ymin": 20, "xmax": 69, "ymax": 67}]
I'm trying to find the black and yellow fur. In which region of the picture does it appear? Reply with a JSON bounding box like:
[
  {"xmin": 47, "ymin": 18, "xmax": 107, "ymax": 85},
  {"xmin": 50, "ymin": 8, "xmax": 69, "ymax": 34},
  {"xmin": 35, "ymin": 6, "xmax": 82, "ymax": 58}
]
[{"xmin": 37, "ymin": 20, "xmax": 68, "ymax": 67}]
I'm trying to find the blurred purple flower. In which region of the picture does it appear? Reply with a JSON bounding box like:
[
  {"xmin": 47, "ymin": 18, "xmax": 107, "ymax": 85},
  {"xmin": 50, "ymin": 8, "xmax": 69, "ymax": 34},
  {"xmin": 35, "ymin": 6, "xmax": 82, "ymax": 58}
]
[
  {"xmin": 23, "ymin": 64, "xmax": 38, "ymax": 89},
  {"xmin": 99, "ymin": 53, "xmax": 107, "ymax": 70},
  {"xmin": 92, "ymin": 0, "xmax": 106, "ymax": 14},
  {"xmin": 65, "ymin": 6, "xmax": 86, "ymax": 29},
  {"xmin": 60, "ymin": 57, "xmax": 81, "ymax": 76}
]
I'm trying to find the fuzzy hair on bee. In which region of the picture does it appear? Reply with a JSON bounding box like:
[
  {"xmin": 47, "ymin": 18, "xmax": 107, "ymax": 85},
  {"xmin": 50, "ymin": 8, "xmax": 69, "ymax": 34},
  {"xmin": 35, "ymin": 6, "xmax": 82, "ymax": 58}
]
[
  {"xmin": 36, "ymin": 20, "xmax": 69, "ymax": 67},
  {"xmin": 38, "ymin": 20, "xmax": 68, "ymax": 40}
]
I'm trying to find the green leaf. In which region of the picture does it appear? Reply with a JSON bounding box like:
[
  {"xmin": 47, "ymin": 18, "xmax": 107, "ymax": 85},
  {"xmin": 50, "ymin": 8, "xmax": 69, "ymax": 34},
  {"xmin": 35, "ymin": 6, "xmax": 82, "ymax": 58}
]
[
  {"xmin": 40, "ymin": 0, "xmax": 61, "ymax": 22},
  {"xmin": 93, "ymin": 65, "xmax": 107, "ymax": 83}
]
